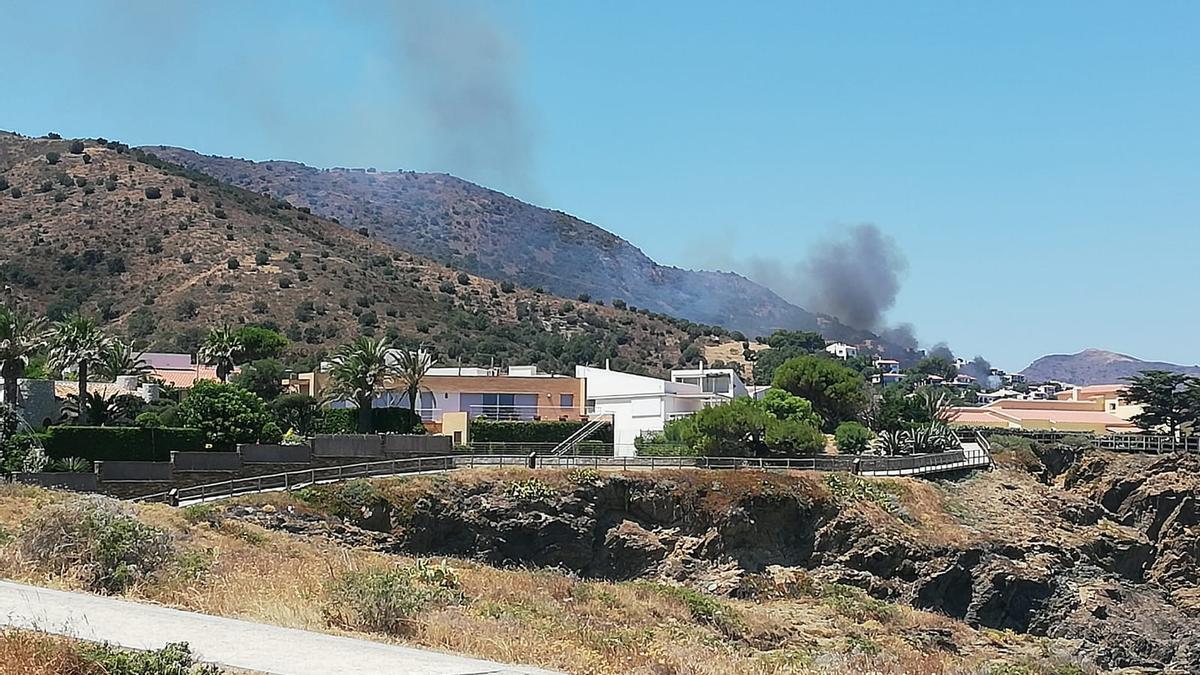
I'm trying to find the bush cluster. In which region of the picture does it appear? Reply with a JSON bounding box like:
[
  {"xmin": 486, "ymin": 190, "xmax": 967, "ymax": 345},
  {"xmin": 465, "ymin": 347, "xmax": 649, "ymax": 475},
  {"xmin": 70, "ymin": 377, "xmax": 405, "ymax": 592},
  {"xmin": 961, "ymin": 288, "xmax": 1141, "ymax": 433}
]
[
  {"xmin": 19, "ymin": 496, "xmax": 176, "ymax": 593},
  {"xmin": 40, "ymin": 426, "xmax": 205, "ymax": 462}
]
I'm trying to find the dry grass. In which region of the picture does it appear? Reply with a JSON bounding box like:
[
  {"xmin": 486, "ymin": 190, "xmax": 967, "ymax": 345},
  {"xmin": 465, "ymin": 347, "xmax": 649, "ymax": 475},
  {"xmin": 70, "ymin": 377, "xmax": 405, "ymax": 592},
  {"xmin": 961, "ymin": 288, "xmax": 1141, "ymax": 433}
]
[
  {"xmin": 0, "ymin": 629, "xmax": 89, "ymax": 675},
  {"xmin": 0, "ymin": 482, "xmax": 1089, "ymax": 675}
]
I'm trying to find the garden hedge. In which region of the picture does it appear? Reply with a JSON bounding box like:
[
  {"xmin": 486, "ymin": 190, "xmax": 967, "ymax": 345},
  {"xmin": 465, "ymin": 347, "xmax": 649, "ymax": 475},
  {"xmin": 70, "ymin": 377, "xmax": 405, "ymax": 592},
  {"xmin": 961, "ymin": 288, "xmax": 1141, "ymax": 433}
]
[
  {"xmin": 42, "ymin": 426, "xmax": 206, "ymax": 462},
  {"xmin": 470, "ymin": 419, "xmax": 613, "ymax": 443},
  {"xmin": 314, "ymin": 408, "xmax": 425, "ymax": 435}
]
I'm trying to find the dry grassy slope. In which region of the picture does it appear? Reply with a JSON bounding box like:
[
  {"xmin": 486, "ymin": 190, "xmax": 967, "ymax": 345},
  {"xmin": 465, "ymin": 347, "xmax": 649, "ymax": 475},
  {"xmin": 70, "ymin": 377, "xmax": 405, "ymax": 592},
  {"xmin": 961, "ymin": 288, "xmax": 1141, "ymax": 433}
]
[
  {"xmin": 0, "ymin": 132, "xmax": 696, "ymax": 372},
  {"xmin": 0, "ymin": 482, "xmax": 1078, "ymax": 675}
]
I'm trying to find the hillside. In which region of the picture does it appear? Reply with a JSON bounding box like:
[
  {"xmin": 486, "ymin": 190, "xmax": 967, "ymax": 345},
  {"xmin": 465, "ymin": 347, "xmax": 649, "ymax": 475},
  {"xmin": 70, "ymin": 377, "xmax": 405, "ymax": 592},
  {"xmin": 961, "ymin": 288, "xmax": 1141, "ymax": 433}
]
[
  {"xmin": 0, "ymin": 131, "xmax": 705, "ymax": 375},
  {"xmin": 142, "ymin": 146, "xmax": 871, "ymax": 343},
  {"xmin": 1021, "ymin": 348, "xmax": 1200, "ymax": 385}
]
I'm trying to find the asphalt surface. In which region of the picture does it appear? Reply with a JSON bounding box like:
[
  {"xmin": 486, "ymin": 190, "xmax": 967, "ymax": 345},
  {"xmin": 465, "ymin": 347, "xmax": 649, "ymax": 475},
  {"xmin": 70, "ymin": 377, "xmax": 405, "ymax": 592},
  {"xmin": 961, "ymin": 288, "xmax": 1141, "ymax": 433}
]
[{"xmin": 0, "ymin": 580, "xmax": 562, "ymax": 675}]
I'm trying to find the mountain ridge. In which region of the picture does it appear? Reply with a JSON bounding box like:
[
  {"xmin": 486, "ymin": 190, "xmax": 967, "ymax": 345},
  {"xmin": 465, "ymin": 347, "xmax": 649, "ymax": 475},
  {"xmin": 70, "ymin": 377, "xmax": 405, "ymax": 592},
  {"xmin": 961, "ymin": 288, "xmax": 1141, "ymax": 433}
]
[
  {"xmin": 141, "ymin": 146, "xmax": 872, "ymax": 344},
  {"xmin": 0, "ymin": 130, "xmax": 709, "ymax": 376},
  {"xmin": 1020, "ymin": 348, "xmax": 1200, "ymax": 386}
]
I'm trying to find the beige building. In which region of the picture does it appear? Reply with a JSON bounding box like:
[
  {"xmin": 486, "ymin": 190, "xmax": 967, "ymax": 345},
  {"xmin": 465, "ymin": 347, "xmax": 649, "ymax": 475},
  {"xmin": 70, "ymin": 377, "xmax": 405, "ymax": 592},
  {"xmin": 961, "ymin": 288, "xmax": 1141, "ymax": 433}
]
[
  {"xmin": 950, "ymin": 395, "xmax": 1139, "ymax": 434},
  {"xmin": 289, "ymin": 364, "xmax": 587, "ymax": 426}
]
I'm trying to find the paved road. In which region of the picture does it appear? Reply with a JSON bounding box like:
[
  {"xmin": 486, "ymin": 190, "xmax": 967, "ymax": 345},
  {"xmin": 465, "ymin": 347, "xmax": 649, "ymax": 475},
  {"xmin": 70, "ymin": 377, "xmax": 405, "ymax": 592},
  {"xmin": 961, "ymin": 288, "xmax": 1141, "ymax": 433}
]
[{"xmin": 0, "ymin": 580, "xmax": 561, "ymax": 675}]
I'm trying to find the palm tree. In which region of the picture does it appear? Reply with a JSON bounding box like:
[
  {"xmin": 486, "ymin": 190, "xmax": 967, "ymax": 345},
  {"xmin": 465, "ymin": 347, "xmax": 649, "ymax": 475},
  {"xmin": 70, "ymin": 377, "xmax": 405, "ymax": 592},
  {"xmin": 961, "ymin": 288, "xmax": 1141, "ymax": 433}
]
[
  {"xmin": 198, "ymin": 325, "xmax": 242, "ymax": 382},
  {"xmin": 99, "ymin": 339, "xmax": 151, "ymax": 381},
  {"xmin": 0, "ymin": 305, "xmax": 46, "ymax": 407},
  {"xmin": 324, "ymin": 337, "xmax": 396, "ymax": 433},
  {"xmin": 47, "ymin": 314, "xmax": 108, "ymax": 421},
  {"xmin": 394, "ymin": 348, "xmax": 433, "ymax": 422}
]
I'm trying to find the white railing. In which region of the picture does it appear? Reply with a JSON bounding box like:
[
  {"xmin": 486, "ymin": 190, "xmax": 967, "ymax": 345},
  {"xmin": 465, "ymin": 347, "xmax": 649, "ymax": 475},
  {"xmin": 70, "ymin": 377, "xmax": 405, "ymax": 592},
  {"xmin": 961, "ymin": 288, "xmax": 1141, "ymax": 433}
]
[{"xmin": 467, "ymin": 405, "xmax": 583, "ymax": 421}]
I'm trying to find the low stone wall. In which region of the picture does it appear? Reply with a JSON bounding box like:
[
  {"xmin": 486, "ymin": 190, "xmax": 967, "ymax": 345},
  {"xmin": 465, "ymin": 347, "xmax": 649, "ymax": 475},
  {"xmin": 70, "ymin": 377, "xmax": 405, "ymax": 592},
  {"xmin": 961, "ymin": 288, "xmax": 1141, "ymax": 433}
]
[
  {"xmin": 312, "ymin": 435, "xmax": 384, "ymax": 458},
  {"xmin": 172, "ymin": 451, "xmax": 242, "ymax": 473},
  {"xmin": 15, "ymin": 472, "xmax": 99, "ymax": 492},
  {"xmin": 96, "ymin": 460, "xmax": 174, "ymax": 482},
  {"xmin": 382, "ymin": 434, "xmax": 452, "ymax": 456},
  {"xmin": 239, "ymin": 444, "xmax": 312, "ymax": 464}
]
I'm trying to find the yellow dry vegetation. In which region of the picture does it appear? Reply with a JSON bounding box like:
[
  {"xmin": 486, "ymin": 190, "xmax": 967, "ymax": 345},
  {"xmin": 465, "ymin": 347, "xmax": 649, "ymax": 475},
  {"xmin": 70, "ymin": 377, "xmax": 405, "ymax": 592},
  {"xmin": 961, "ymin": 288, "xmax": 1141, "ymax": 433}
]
[{"xmin": 0, "ymin": 481, "xmax": 1081, "ymax": 675}]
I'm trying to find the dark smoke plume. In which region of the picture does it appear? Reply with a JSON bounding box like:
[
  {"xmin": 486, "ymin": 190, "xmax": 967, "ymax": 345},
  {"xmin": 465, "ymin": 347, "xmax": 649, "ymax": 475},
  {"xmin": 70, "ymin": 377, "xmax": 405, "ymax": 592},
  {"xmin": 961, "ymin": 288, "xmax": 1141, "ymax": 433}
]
[
  {"xmin": 879, "ymin": 323, "xmax": 919, "ymax": 351},
  {"xmin": 796, "ymin": 224, "xmax": 907, "ymax": 330},
  {"xmin": 392, "ymin": 1, "xmax": 534, "ymax": 192},
  {"xmin": 929, "ymin": 343, "xmax": 955, "ymax": 362}
]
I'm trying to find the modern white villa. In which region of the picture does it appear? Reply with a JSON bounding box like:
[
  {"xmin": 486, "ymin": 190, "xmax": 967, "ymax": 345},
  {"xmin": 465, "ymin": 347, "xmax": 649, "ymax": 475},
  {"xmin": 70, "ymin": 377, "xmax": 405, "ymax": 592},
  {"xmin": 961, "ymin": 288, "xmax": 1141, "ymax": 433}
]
[{"xmin": 577, "ymin": 364, "xmax": 749, "ymax": 456}]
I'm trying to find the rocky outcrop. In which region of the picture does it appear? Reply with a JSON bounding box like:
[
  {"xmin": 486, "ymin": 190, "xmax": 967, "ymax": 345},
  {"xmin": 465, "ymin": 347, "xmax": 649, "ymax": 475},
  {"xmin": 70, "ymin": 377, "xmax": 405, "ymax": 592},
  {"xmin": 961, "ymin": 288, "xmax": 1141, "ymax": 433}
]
[{"xmin": 226, "ymin": 458, "xmax": 1200, "ymax": 672}]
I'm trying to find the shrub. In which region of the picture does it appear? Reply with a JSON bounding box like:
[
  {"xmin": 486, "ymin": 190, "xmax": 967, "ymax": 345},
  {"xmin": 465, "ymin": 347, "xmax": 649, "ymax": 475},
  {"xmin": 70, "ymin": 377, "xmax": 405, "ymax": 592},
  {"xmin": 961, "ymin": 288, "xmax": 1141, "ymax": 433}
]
[
  {"xmin": 19, "ymin": 496, "xmax": 176, "ymax": 593},
  {"xmin": 81, "ymin": 641, "xmax": 221, "ymax": 675},
  {"xmin": 144, "ymin": 187, "xmax": 161, "ymax": 199},
  {"xmin": 834, "ymin": 421, "xmax": 873, "ymax": 454},
  {"xmin": 68, "ymin": 140, "xmax": 85, "ymax": 154},
  {"xmin": 499, "ymin": 280, "xmax": 515, "ymax": 293},
  {"xmin": 177, "ymin": 381, "xmax": 277, "ymax": 450},
  {"xmin": 456, "ymin": 272, "xmax": 470, "ymax": 285},
  {"xmin": 171, "ymin": 187, "xmax": 186, "ymax": 199},
  {"xmin": 325, "ymin": 563, "xmax": 464, "ymax": 635},
  {"xmin": 8, "ymin": 187, "xmax": 20, "ymax": 198},
  {"xmin": 278, "ymin": 276, "xmax": 293, "ymax": 289},
  {"xmin": 45, "ymin": 152, "xmax": 60, "ymax": 164},
  {"xmin": 0, "ymin": 176, "xmax": 9, "ymax": 191},
  {"xmin": 470, "ymin": 419, "xmax": 613, "ymax": 443},
  {"xmin": 254, "ymin": 250, "xmax": 269, "ymax": 266},
  {"xmin": 226, "ymin": 257, "xmax": 239, "ymax": 270}
]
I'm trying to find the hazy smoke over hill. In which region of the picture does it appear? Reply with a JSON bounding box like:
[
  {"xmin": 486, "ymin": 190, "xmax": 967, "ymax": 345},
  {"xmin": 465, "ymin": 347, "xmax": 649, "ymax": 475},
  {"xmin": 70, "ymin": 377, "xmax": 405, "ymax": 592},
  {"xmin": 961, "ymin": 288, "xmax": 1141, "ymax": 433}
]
[
  {"xmin": 879, "ymin": 323, "xmax": 919, "ymax": 351},
  {"xmin": 799, "ymin": 224, "xmax": 906, "ymax": 330},
  {"xmin": 391, "ymin": 1, "xmax": 534, "ymax": 192}
]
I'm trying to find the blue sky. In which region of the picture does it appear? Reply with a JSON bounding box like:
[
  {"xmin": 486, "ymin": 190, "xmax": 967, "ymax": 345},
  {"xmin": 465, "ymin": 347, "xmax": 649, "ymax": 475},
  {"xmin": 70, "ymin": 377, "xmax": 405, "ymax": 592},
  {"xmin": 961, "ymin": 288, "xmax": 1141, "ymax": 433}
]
[{"xmin": 2, "ymin": 1, "xmax": 1197, "ymax": 370}]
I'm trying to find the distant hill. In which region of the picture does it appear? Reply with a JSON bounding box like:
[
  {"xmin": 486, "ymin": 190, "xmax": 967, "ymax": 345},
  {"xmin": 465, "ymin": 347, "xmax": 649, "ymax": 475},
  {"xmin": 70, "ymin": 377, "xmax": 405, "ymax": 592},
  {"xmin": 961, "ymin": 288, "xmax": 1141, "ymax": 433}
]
[
  {"xmin": 143, "ymin": 146, "xmax": 872, "ymax": 343},
  {"xmin": 1020, "ymin": 349, "xmax": 1200, "ymax": 386},
  {"xmin": 0, "ymin": 131, "xmax": 708, "ymax": 375}
]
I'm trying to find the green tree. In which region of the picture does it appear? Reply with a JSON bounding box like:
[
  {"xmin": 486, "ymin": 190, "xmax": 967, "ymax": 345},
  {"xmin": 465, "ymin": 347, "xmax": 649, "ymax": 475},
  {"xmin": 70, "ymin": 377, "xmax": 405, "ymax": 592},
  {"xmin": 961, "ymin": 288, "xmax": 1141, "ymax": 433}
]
[
  {"xmin": 834, "ymin": 421, "xmax": 873, "ymax": 454},
  {"xmin": 98, "ymin": 339, "xmax": 151, "ymax": 381},
  {"xmin": 197, "ymin": 325, "xmax": 243, "ymax": 382},
  {"xmin": 0, "ymin": 305, "xmax": 46, "ymax": 407},
  {"xmin": 232, "ymin": 326, "xmax": 289, "ymax": 362},
  {"xmin": 772, "ymin": 355, "xmax": 867, "ymax": 432},
  {"xmin": 233, "ymin": 358, "xmax": 286, "ymax": 402},
  {"xmin": 673, "ymin": 396, "xmax": 824, "ymax": 457},
  {"xmin": 270, "ymin": 393, "xmax": 320, "ymax": 435},
  {"xmin": 178, "ymin": 380, "xmax": 278, "ymax": 449},
  {"xmin": 394, "ymin": 349, "xmax": 433, "ymax": 422},
  {"xmin": 760, "ymin": 388, "xmax": 823, "ymax": 429},
  {"xmin": 47, "ymin": 314, "xmax": 108, "ymax": 421},
  {"xmin": 1122, "ymin": 370, "xmax": 1200, "ymax": 438},
  {"xmin": 767, "ymin": 330, "xmax": 826, "ymax": 352},
  {"xmin": 910, "ymin": 356, "xmax": 957, "ymax": 382},
  {"xmin": 324, "ymin": 337, "xmax": 397, "ymax": 433}
]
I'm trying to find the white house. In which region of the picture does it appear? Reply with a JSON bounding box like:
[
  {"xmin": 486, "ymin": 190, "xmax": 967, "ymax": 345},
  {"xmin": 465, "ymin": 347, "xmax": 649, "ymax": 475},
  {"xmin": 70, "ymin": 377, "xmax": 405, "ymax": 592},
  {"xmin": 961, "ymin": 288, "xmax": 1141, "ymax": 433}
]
[
  {"xmin": 824, "ymin": 342, "xmax": 859, "ymax": 360},
  {"xmin": 669, "ymin": 365, "xmax": 749, "ymax": 399},
  {"xmin": 576, "ymin": 365, "xmax": 727, "ymax": 456},
  {"xmin": 872, "ymin": 358, "xmax": 903, "ymax": 385}
]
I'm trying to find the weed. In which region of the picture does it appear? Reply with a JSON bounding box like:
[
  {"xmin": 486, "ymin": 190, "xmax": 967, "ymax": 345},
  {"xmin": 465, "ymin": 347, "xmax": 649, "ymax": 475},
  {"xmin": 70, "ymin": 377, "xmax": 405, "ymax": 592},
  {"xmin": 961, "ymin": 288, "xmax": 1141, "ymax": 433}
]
[
  {"xmin": 504, "ymin": 478, "xmax": 556, "ymax": 501},
  {"xmin": 566, "ymin": 468, "xmax": 603, "ymax": 487},
  {"xmin": 824, "ymin": 473, "xmax": 904, "ymax": 512},
  {"xmin": 324, "ymin": 562, "xmax": 464, "ymax": 635},
  {"xmin": 638, "ymin": 582, "xmax": 743, "ymax": 637},
  {"xmin": 181, "ymin": 503, "xmax": 220, "ymax": 525},
  {"xmin": 0, "ymin": 525, "xmax": 10, "ymax": 545},
  {"xmin": 819, "ymin": 584, "xmax": 897, "ymax": 623},
  {"xmin": 295, "ymin": 479, "xmax": 382, "ymax": 518}
]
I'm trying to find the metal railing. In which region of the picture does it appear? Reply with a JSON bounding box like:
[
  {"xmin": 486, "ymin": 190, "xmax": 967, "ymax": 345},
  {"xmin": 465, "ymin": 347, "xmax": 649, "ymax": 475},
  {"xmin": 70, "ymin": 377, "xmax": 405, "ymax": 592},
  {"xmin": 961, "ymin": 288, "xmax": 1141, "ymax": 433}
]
[
  {"xmin": 134, "ymin": 447, "xmax": 995, "ymax": 505},
  {"xmin": 968, "ymin": 428, "xmax": 1200, "ymax": 453}
]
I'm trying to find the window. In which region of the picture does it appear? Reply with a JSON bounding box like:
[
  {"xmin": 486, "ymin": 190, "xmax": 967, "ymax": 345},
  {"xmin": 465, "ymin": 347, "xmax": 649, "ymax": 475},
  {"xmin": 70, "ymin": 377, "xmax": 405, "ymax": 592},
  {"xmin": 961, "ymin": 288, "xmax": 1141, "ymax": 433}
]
[
  {"xmin": 702, "ymin": 375, "xmax": 730, "ymax": 394},
  {"xmin": 560, "ymin": 393, "xmax": 574, "ymax": 409}
]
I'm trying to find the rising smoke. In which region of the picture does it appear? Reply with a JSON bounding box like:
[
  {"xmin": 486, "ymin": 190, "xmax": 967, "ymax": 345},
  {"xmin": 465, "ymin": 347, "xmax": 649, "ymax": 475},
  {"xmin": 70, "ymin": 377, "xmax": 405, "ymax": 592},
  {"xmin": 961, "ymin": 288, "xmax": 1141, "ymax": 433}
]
[
  {"xmin": 390, "ymin": 0, "xmax": 534, "ymax": 193},
  {"xmin": 798, "ymin": 224, "xmax": 907, "ymax": 330}
]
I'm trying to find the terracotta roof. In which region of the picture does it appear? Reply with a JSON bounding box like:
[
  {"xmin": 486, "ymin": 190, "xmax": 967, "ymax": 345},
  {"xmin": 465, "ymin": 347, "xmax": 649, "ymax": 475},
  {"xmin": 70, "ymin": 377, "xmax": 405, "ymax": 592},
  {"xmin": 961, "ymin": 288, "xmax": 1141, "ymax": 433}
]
[{"xmin": 150, "ymin": 366, "xmax": 231, "ymax": 389}]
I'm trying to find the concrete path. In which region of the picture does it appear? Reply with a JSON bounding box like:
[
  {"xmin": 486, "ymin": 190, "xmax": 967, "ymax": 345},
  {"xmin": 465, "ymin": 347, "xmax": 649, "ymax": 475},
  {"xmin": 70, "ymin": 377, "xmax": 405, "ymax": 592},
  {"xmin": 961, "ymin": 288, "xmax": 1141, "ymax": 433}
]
[{"xmin": 0, "ymin": 580, "xmax": 561, "ymax": 675}]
